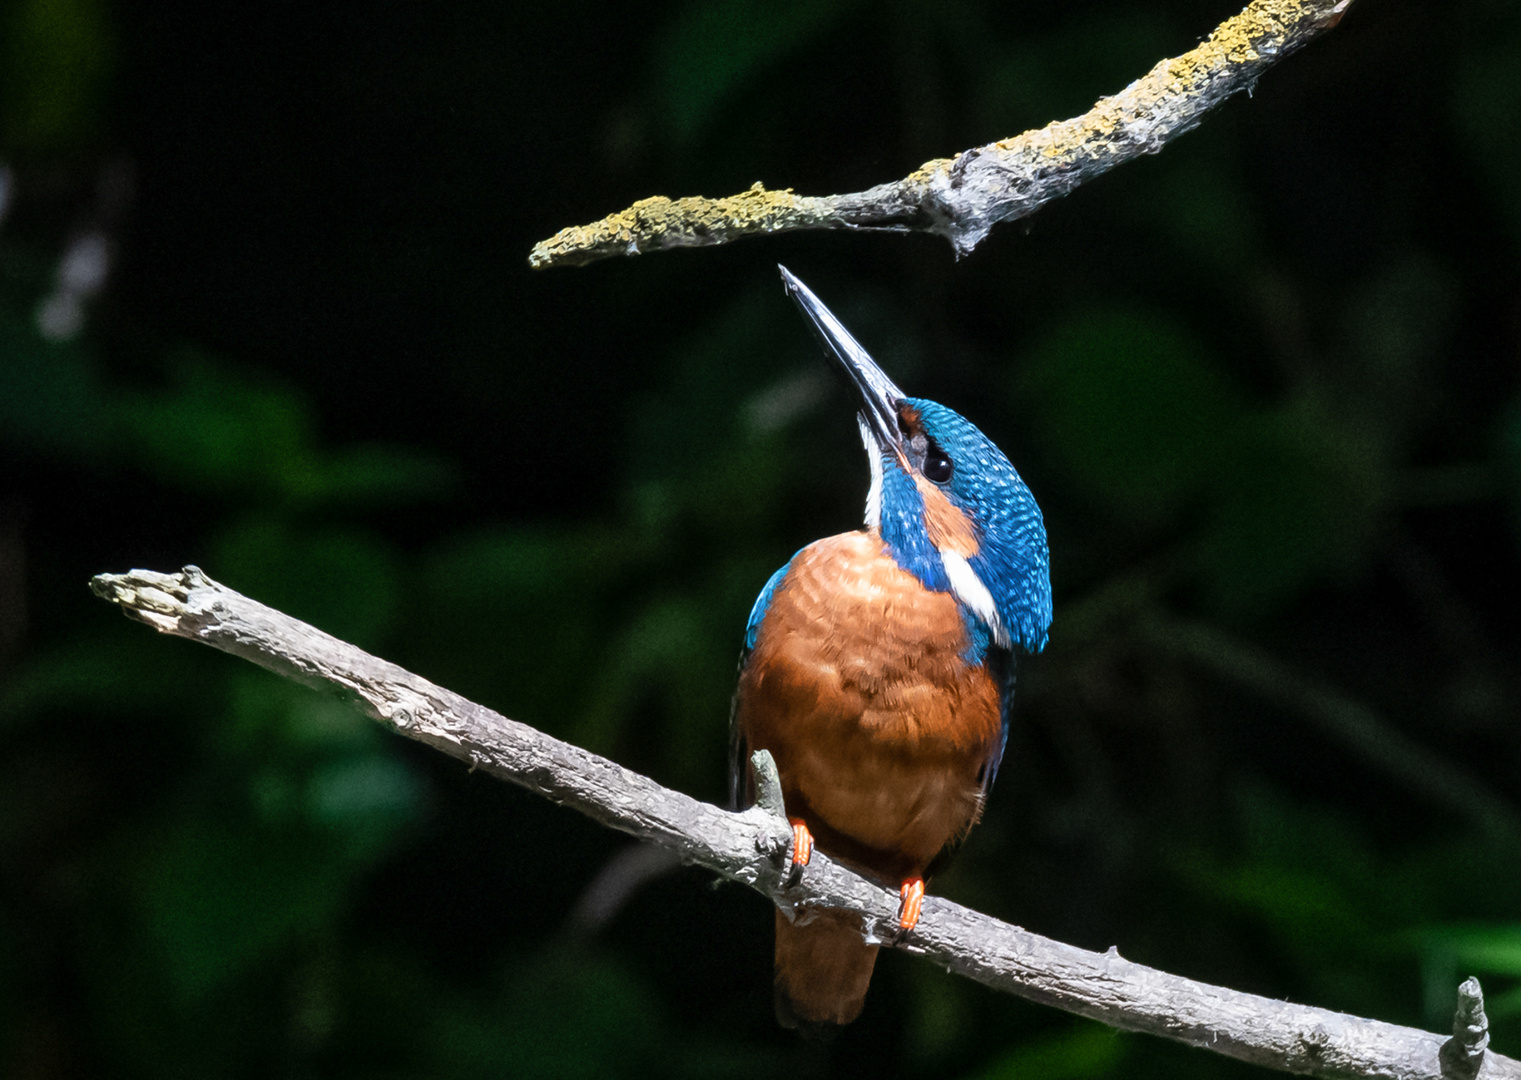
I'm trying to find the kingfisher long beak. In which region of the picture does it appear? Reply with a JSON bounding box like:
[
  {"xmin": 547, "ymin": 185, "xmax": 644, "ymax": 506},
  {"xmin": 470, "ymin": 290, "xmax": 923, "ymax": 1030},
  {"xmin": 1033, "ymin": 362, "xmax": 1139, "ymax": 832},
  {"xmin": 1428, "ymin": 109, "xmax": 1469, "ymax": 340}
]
[{"xmin": 779, "ymin": 266, "xmax": 905, "ymax": 457}]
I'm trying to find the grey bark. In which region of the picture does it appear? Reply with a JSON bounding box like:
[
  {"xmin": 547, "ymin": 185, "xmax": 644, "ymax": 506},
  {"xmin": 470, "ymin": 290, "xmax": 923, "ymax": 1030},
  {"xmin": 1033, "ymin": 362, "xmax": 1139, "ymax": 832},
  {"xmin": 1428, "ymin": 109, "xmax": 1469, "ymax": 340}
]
[{"xmin": 91, "ymin": 565, "xmax": 1513, "ymax": 1079}]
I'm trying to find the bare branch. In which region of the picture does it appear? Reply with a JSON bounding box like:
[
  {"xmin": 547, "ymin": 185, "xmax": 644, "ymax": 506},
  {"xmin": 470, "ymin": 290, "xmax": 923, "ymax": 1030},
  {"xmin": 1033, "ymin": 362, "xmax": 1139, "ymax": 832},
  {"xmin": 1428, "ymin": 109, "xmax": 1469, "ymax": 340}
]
[
  {"xmin": 91, "ymin": 566, "xmax": 1515, "ymax": 1079},
  {"xmin": 528, "ymin": 0, "xmax": 1354, "ymax": 269}
]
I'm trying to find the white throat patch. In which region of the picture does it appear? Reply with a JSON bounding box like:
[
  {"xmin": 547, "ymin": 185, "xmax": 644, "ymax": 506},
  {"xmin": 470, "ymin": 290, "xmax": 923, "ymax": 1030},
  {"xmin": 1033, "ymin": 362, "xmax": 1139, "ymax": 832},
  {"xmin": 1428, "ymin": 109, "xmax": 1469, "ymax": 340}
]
[{"xmin": 859, "ymin": 414, "xmax": 882, "ymax": 529}]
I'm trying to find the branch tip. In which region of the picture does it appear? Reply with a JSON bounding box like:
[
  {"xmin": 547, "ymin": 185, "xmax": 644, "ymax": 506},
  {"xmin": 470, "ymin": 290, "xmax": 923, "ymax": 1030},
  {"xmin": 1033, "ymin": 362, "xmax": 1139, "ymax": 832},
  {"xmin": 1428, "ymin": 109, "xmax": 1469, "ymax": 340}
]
[{"xmin": 1440, "ymin": 977, "xmax": 1489, "ymax": 1080}]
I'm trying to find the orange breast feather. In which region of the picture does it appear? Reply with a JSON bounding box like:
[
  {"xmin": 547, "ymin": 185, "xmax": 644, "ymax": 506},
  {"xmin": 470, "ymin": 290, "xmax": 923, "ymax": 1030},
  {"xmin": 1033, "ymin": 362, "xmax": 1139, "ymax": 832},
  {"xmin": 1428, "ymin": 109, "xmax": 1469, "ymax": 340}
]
[{"xmin": 735, "ymin": 531, "xmax": 1001, "ymax": 883}]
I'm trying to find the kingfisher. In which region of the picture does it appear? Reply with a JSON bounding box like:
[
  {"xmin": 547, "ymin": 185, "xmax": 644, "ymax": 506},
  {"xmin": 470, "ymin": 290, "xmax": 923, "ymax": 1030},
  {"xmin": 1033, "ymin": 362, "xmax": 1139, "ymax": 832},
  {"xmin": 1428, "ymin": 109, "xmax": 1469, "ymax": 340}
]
[{"xmin": 730, "ymin": 267, "xmax": 1052, "ymax": 1029}]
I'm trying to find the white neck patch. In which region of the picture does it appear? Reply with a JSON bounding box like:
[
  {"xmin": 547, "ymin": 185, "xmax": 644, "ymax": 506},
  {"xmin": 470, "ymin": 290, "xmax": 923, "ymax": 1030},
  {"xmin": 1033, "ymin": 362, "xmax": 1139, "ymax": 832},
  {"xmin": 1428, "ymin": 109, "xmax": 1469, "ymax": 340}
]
[
  {"xmin": 859, "ymin": 414, "xmax": 882, "ymax": 529},
  {"xmin": 941, "ymin": 550, "xmax": 1010, "ymax": 649}
]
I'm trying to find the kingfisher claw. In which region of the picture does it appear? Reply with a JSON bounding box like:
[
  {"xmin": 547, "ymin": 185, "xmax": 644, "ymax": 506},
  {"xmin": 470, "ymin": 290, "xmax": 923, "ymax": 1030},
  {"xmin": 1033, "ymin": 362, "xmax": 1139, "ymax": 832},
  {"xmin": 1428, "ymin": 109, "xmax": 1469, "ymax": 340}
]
[
  {"xmin": 789, "ymin": 820, "xmax": 814, "ymax": 867},
  {"xmin": 897, "ymin": 878, "xmax": 925, "ymax": 930},
  {"xmin": 785, "ymin": 819, "xmax": 813, "ymax": 887}
]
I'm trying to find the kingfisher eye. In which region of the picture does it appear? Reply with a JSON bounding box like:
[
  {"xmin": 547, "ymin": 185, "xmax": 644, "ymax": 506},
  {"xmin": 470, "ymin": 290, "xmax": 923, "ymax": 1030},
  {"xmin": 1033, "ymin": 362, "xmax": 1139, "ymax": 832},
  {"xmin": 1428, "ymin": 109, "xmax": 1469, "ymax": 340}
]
[{"xmin": 923, "ymin": 447, "xmax": 953, "ymax": 484}]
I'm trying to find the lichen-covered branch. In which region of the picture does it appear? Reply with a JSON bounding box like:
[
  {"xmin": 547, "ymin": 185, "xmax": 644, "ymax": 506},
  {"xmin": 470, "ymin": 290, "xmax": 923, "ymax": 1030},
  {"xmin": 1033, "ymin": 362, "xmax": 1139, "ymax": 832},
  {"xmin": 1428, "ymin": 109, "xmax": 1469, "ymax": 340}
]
[
  {"xmin": 528, "ymin": 0, "xmax": 1354, "ymax": 269},
  {"xmin": 91, "ymin": 566, "xmax": 1515, "ymax": 1079}
]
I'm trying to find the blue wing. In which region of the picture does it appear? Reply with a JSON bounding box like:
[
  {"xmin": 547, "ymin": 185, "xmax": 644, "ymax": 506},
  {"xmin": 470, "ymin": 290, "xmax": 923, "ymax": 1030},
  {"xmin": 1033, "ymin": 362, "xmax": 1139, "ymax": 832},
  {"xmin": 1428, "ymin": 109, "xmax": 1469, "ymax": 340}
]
[
  {"xmin": 728, "ymin": 559, "xmax": 793, "ymax": 811},
  {"xmin": 744, "ymin": 562, "xmax": 791, "ymax": 654},
  {"xmin": 955, "ymin": 607, "xmax": 1016, "ymax": 799},
  {"xmin": 980, "ymin": 644, "xmax": 1018, "ymax": 800}
]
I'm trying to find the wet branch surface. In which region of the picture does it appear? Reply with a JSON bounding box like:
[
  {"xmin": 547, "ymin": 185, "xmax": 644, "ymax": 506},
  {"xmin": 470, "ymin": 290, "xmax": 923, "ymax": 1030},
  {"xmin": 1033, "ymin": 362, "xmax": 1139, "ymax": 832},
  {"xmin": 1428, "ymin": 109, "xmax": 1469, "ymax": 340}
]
[
  {"xmin": 92, "ymin": 566, "xmax": 1510, "ymax": 1079},
  {"xmin": 529, "ymin": 0, "xmax": 1354, "ymax": 269}
]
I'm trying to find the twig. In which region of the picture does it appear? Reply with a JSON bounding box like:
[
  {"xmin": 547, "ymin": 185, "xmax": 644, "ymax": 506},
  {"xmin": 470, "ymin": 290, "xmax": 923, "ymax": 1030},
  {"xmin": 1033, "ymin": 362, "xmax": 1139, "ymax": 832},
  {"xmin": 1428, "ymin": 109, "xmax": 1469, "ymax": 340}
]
[
  {"xmin": 528, "ymin": 0, "xmax": 1354, "ymax": 269},
  {"xmin": 563, "ymin": 843, "xmax": 684, "ymax": 938},
  {"xmin": 91, "ymin": 566, "xmax": 1515, "ymax": 1079},
  {"xmin": 1442, "ymin": 978, "xmax": 1491, "ymax": 1080},
  {"xmin": 1139, "ymin": 616, "xmax": 1521, "ymax": 841}
]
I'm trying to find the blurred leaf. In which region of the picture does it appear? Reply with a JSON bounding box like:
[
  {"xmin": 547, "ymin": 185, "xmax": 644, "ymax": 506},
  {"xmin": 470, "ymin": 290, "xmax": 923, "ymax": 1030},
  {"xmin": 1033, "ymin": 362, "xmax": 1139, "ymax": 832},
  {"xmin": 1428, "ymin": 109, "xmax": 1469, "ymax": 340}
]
[
  {"xmin": 1196, "ymin": 861, "xmax": 1366, "ymax": 945},
  {"xmin": 125, "ymin": 679, "xmax": 420, "ymax": 1000},
  {"xmin": 1018, "ymin": 307, "xmax": 1244, "ymax": 521},
  {"xmin": 223, "ymin": 672, "xmax": 378, "ymax": 758},
  {"xmin": 426, "ymin": 947, "xmax": 774, "ymax": 1080},
  {"xmin": 656, "ymin": 0, "xmax": 859, "ymax": 145},
  {"xmin": 211, "ymin": 518, "xmax": 400, "ymax": 646},
  {"xmin": 1422, "ymin": 926, "xmax": 1521, "ymax": 975},
  {"xmin": 961, "ymin": 1024, "xmax": 1125, "ymax": 1080},
  {"xmin": 1420, "ymin": 925, "xmax": 1521, "ymax": 1023},
  {"xmin": 438, "ymin": 950, "xmax": 660, "ymax": 1079},
  {"xmin": 304, "ymin": 755, "xmax": 422, "ymax": 858},
  {"xmin": 905, "ymin": 968, "xmax": 974, "ymax": 1060},
  {"xmin": 1337, "ymin": 256, "xmax": 1458, "ymax": 434},
  {"xmin": 1452, "ymin": 25, "xmax": 1521, "ymax": 240},
  {"xmin": 0, "ymin": 307, "xmax": 108, "ymax": 458},
  {"xmin": 0, "ymin": 0, "xmax": 114, "ymax": 152},
  {"xmin": 1343, "ymin": 258, "xmax": 1458, "ymax": 377},
  {"xmin": 1197, "ymin": 397, "xmax": 1385, "ymax": 616},
  {"xmin": 425, "ymin": 525, "xmax": 633, "ymax": 605},
  {"xmin": 0, "ymin": 629, "xmax": 206, "ymax": 729},
  {"xmin": 1148, "ymin": 152, "xmax": 1259, "ymax": 270},
  {"xmin": 1171, "ymin": 788, "xmax": 1422, "ymax": 1016},
  {"xmin": 120, "ymin": 353, "xmax": 322, "ymax": 501},
  {"xmin": 627, "ymin": 290, "xmax": 784, "ymax": 486},
  {"xmin": 576, "ymin": 590, "xmax": 734, "ymax": 782},
  {"xmin": 416, "ymin": 525, "xmax": 624, "ymax": 721},
  {"xmin": 975, "ymin": 11, "xmax": 1174, "ymax": 133},
  {"xmin": 221, "ymin": 674, "xmax": 423, "ymax": 851},
  {"xmin": 310, "ymin": 441, "xmax": 459, "ymax": 506},
  {"xmin": 131, "ymin": 818, "xmax": 352, "ymax": 1000},
  {"xmin": 1499, "ymin": 395, "xmax": 1521, "ymax": 543}
]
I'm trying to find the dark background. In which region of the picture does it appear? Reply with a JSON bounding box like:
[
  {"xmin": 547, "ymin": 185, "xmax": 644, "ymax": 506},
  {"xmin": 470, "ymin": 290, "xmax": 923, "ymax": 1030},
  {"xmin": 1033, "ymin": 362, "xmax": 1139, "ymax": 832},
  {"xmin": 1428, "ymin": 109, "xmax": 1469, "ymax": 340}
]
[{"xmin": 3, "ymin": 0, "xmax": 1520, "ymax": 1076}]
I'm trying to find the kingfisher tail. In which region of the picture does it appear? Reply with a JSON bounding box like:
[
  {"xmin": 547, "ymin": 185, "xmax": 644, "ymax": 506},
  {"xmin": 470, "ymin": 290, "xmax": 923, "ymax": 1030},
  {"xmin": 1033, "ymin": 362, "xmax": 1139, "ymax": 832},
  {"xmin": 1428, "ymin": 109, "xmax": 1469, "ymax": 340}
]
[{"xmin": 772, "ymin": 908, "xmax": 879, "ymax": 1030}]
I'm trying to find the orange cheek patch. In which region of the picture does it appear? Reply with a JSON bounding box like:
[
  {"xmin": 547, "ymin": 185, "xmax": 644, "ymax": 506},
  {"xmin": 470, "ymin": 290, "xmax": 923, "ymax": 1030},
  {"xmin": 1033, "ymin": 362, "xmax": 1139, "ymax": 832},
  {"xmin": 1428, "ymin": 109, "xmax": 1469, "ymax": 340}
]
[{"xmin": 914, "ymin": 477, "xmax": 979, "ymax": 558}]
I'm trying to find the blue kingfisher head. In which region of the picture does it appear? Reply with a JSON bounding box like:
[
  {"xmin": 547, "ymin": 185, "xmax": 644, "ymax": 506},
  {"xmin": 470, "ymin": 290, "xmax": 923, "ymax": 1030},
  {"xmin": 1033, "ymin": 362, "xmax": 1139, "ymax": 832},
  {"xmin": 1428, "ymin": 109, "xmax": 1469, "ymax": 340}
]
[{"xmin": 780, "ymin": 266, "xmax": 1052, "ymax": 655}]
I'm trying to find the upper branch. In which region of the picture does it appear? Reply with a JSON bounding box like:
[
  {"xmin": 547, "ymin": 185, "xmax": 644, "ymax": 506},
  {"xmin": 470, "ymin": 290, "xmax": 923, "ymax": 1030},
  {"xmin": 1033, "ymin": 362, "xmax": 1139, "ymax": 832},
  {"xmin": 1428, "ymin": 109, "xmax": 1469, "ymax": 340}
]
[
  {"xmin": 91, "ymin": 566, "xmax": 1515, "ymax": 1080},
  {"xmin": 528, "ymin": 0, "xmax": 1354, "ymax": 269}
]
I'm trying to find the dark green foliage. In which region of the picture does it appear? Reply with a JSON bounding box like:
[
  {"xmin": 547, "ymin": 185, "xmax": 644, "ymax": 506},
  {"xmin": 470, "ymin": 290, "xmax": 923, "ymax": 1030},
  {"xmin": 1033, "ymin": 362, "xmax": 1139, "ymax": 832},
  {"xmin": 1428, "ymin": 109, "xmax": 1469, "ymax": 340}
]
[
  {"xmin": 2, "ymin": 1, "xmax": 1520, "ymax": 1077},
  {"xmin": 1019, "ymin": 306, "xmax": 1245, "ymax": 519}
]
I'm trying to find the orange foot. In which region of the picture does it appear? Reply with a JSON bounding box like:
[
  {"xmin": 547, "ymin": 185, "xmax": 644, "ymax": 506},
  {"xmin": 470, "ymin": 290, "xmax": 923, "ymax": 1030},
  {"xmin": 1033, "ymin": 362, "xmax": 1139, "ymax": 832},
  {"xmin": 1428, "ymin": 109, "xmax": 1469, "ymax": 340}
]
[
  {"xmin": 785, "ymin": 819, "xmax": 813, "ymax": 886},
  {"xmin": 898, "ymin": 878, "xmax": 925, "ymax": 930}
]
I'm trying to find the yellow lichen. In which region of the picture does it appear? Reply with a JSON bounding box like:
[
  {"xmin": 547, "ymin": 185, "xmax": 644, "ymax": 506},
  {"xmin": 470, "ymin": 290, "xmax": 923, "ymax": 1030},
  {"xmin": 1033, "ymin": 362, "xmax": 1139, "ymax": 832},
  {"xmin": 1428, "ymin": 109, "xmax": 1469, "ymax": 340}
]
[
  {"xmin": 528, "ymin": 184, "xmax": 814, "ymax": 268},
  {"xmin": 530, "ymin": 0, "xmax": 1350, "ymax": 268}
]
